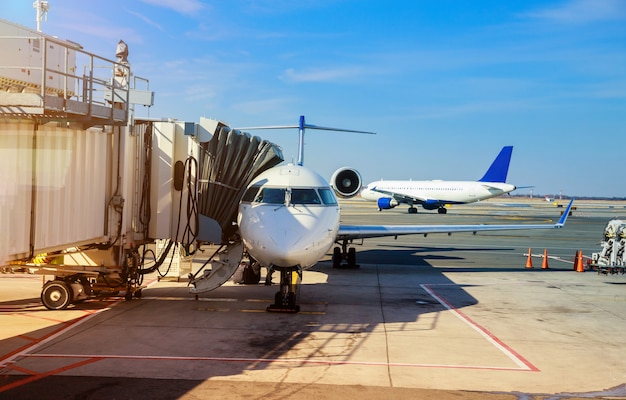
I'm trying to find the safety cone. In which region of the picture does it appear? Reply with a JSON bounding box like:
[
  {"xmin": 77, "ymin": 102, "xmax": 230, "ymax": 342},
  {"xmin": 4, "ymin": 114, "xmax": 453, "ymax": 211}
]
[
  {"xmin": 573, "ymin": 250, "xmax": 579, "ymax": 271},
  {"xmin": 576, "ymin": 250, "xmax": 585, "ymax": 272},
  {"xmin": 526, "ymin": 248, "xmax": 533, "ymax": 269},
  {"xmin": 541, "ymin": 249, "xmax": 549, "ymax": 269}
]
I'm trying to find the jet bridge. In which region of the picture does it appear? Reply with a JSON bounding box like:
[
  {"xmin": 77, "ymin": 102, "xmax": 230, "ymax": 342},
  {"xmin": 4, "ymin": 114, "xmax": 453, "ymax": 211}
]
[
  {"xmin": 1, "ymin": 19, "xmax": 282, "ymax": 309},
  {"xmin": 188, "ymin": 123, "xmax": 283, "ymax": 293}
]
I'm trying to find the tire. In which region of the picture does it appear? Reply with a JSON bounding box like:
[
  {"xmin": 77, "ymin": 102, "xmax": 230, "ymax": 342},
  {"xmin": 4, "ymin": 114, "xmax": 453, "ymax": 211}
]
[
  {"xmin": 41, "ymin": 281, "xmax": 72, "ymax": 310},
  {"xmin": 347, "ymin": 247, "xmax": 356, "ymax": 266},
  {"xmin": 332, "ymin": 247, "xmax": 342, "ymax": 268}
]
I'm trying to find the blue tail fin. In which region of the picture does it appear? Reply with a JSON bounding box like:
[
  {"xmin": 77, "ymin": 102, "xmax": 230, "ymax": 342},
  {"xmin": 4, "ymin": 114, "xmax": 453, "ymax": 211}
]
[{"xmin": 478, "ymin": 146, "xmax": 513, "ymax": 183}]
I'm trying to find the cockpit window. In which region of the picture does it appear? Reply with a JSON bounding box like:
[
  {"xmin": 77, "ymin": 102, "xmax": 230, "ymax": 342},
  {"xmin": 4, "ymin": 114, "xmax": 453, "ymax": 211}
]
[
  {"xmin": 291, "ymin": 188, "xmax": 321, "ymax": 205},
  {"xmin": 255, "ymin": 188, "xmax": 286, "ymax": 204},
  {"xmin": 247, "ymin": 186, "xmax": 336, "ymax": 206},
  {"xmin": 242, "ymin": 185, "xmax": 260, "ymax": 203},
  {"xmin": 318, "ymin": 188, "xmax": 338, "ymax": 205}
]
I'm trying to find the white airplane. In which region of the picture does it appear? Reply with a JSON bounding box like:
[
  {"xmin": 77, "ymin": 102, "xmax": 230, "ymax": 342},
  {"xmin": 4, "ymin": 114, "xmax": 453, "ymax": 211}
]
[
  {"xmin": 360, "ymin": 146, "xmax": 517, "ymax": 214},
  {"xmin": 221, "ymin": 117, "xmax": 574, "ymax": 313}
]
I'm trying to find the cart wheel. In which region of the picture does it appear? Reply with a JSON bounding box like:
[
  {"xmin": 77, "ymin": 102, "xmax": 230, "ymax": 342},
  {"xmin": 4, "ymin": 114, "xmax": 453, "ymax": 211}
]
[
  {"xmin": 41, "ymin": 281, "xmax": 72, "ymax": 310},
  {"xmin": 134, "ymin": 289, "xmax": 142, "ymax": 298}
]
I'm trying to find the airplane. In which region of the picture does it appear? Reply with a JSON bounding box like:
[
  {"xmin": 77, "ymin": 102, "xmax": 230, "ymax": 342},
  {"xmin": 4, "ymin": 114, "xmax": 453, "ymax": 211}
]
[
  {"xmin": 360, "ymin": 146, "xmax": 517, "ymax": 214},
  {"xmin": 209, "ymin": 116, "xmax": 574, "ymax": 313}
]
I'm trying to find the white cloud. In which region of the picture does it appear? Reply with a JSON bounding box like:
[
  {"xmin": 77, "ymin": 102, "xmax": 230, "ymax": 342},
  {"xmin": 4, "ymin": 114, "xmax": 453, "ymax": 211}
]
[
  {"xmin": 139, "ymin": 0, "xmax": 205, "ymax": 15},
  {"xmin": 280, "ymin": 66, "xmax": 371, "ymax": 84},
  {"xmin": 126, "ymin": 9, "xmax": 164, "ymax": 31},
  {"xmin": 523, "ymin": 0, "xmax": 626, "ymax": 24}
]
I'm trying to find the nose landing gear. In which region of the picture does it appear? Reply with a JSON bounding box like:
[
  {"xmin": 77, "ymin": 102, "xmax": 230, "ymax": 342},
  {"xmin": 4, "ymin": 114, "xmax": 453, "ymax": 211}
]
[{"xmin": 267, "ymin": 266, "xmax": 302, "ymax": 313}]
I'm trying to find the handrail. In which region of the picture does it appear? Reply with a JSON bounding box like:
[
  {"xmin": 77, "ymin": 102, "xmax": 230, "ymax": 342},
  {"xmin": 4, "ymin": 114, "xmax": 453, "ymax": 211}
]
[{"xmin": 0, "ymin": 33, "xmax": 134, "ymax": 123}]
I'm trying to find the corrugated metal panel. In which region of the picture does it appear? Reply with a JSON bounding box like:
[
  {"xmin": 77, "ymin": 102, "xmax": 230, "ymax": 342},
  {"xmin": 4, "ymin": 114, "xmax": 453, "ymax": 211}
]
[
  {"xmin": 0, "ymin": 120, "xmax": 33, "ymax": 263},
  {"xmin": 0, "ymin": 121, "xmax": 108, "ymax": 262},
  {"xmin": 197, "ymin": 126, "xmax": 283, "ymax": 242}
]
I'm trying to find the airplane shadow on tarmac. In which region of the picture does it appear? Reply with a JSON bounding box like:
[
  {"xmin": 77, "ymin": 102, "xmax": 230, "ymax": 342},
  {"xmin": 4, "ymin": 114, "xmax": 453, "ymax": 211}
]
[{"xmin": 0, "ymin": 245, "xmax": 505, "ymax": 398}]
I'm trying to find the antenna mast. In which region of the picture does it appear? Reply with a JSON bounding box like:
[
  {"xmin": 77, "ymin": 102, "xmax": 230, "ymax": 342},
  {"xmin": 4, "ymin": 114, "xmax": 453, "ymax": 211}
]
[{"xmin": 33, "ymin": 0, "xmax": 50, "ymax": 32}]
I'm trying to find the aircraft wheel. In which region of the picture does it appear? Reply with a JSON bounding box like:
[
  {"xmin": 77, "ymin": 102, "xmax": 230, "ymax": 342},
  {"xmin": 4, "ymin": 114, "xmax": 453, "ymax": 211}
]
[
  {"xmin": 438, "ymin": 208, "xmax": 447, "ymax": 214},
  {"xmin": 347, "ymin": 247, "xmax": 356, "ymax": 266},
  {"xmin": 408, "ymin": 207, "xmax": 418, "ymax": 214},
  {"xmin": 332, "ymin": 247, "xmax": 342, "ymax": 268},
  {"xmin": 41, "ymin": 281, "xmax": 72, "ymax": 310}
]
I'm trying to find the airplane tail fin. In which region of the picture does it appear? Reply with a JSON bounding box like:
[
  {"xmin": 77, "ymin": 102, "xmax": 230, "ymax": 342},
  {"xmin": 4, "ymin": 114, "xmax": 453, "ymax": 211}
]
[{"xmin": 478, "ymin": 146, "xmax": 513, "ymax": 183}]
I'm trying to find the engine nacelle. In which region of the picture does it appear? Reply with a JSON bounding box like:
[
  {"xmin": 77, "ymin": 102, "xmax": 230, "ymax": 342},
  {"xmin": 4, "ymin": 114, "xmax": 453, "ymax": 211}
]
[
  {"xmin": 422, "ymin": 199, "xmax": 441, "ymax": 210},
  {"xmin": 377, "ymin": 197, "xmax": 398, "ymax": 210},
  {"xmin": 331, "ymin": 167, "xmax": 362, "ymax": 198}
]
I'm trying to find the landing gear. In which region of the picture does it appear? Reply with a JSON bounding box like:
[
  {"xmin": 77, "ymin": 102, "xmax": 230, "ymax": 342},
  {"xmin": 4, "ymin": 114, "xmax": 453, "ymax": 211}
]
[
  {"xmin": 332, "ymin": 240, "xmax": 359, "ymax": 269},
  {"xmin": 438, "ymin": 207, "xmax": 447, "ymax": 214},
  {"xmin": 267, "ymin": 266, "xmax": 301, "ymax": 313},
  {"xmin": 408, "ymin": 206, "xmax": 418, "ymax": 214}
]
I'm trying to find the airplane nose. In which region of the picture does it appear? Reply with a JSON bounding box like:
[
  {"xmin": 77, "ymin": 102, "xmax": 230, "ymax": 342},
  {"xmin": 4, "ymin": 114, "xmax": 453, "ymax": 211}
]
[{"xmin": 261, "ymin": 230, "xmax": 308, "ymax": 265}]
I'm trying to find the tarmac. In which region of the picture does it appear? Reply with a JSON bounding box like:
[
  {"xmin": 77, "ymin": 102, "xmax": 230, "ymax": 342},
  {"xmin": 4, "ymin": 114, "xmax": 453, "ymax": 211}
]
[{"xmin": 1, "ymin": 198, "xmax": 626, "ymax": 399}]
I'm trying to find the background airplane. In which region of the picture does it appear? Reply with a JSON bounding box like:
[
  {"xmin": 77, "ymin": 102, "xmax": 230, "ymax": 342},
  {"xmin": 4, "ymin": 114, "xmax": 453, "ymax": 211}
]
[
  {"xmin": 194, "ymin": 118, "xmax": 574, "ymax": 313},
  {"xmin": 360, "ymin": 146, "xmax": 517, "ymax": 214}
]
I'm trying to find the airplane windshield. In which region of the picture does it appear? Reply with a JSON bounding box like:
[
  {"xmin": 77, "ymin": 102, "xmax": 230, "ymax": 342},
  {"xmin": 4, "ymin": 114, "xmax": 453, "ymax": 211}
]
[
  {"xmin": 248, "ymin": 187, "xmax": 336, "ymax": 206},
  {"xmin": 255, "ymin": 188, "xmax": 286, "ymax": 204},
  {"xmin": 318, "ymin": 188, "xmax": 337, "ymax": 205},
  {"xmin": 242, "ymin": 185, "xmax": 260, "ymax": 202},
  {"xmin": 291, "ymin": 188, "xmax": 321, "ymax": 205}
]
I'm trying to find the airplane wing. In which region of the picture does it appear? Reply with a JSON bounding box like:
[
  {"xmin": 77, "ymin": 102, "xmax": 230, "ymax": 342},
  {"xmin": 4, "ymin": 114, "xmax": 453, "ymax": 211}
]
[
  {"xmin": 370, "ymin": 187, "xmax": 429, "ymax": 204},
  {"xmin": 337, "ymin": 198, "xmax": 574, "ymax": 241}
]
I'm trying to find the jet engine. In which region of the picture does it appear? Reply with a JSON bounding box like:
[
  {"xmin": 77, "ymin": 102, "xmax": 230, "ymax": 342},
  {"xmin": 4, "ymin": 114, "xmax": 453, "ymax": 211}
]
[
  {"xmin": 422, "ymin": 199, "xmax": 441, "ymax": 210},
  {"xmin": 331, "ymin": 167, "xmax": 362, "ymax": 198},
  {"xmin": 377, "ymin": 197, "xmax": 398, "ymax": 210}
]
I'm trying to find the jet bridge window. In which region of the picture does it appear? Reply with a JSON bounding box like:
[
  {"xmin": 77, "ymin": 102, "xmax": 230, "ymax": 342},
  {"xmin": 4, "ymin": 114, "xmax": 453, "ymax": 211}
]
[{"xmin": 291, "ymin": 188, "xmax": 321, "ymax": 205}]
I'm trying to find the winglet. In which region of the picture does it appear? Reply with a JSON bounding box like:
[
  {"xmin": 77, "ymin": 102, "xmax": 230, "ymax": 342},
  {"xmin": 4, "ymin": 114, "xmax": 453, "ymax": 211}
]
[
  {"xmin": 479, "ymin": 146, "xmax": 513, "ymax": 183},
  {"xmin": 555, "ymin": 198, "xmax": 575, "ymax": 227}
]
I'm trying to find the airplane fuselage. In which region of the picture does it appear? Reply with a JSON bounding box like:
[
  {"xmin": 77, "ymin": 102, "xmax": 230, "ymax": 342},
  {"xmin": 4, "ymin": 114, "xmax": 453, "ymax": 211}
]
[{"xmin": 361, "ymin": 180, "xmax": 516, "ymax": 205}]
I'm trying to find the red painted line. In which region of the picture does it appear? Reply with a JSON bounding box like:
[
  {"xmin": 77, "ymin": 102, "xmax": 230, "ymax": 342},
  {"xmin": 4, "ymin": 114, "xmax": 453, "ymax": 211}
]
[
  {"xmin": 0, "ymin": 357, "xmax": 103, "ymax": 393},
  {"xmin": 20, "ymin": 312, "xmax": 72, "ymax": 324},
  {"xmin": 0, "ymin": 309, "xmax": 108, "ymax": 366},
  {"xmin": 17, "ymin": 334, "xmax": 38, "ymax": 342},
  {"xmin": 7, "ymin": 364, "xmax": 37, "ymax": 375},
  {"xmin": 422, "ymin": 284, "xmax": 539, "ymax": 372}
]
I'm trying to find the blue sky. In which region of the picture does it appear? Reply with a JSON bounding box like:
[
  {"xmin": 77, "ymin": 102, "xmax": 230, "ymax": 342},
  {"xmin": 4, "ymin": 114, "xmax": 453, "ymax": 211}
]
[{"xmin": 4, "ymin": 0, "xmax": 626, "ymax": 197}]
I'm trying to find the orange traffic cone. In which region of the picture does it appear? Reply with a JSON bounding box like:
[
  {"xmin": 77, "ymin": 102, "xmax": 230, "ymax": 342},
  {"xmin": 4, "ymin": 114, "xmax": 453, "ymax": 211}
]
[
  {"xmin": 526, "ymin": 248, "xmax": 533, "ymax": 269},
  {"xmin": 576, "ymin": 250, "xmax": 585, "ymax": 272},
  {"xmin": 541, "ymin": 249, "xmax": 549, "ymax": 269},
  {"xmin": 573, "ymin": 250, "xmax": 579, "ymax": 271}
]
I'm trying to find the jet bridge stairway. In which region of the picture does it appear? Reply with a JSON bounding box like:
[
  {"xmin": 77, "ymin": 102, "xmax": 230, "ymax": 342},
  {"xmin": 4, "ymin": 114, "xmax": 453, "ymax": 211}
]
[{"xmin": 188, "ymin": 125, "xmax": 283, "ymax": 293}]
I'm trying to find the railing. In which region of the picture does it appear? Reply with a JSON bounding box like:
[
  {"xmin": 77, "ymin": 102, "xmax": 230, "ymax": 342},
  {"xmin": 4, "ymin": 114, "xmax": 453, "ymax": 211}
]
[{"xmin": 0, "ymin": 33, "xmax": 131, "ymax": 124}]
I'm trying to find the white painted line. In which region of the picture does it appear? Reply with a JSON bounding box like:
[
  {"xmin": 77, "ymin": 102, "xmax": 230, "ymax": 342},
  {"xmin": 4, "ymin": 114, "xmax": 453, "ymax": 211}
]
[
  {"xmin": 421, "ymin": 284, "xmax": 538, "ymax": 371},
  {"xmin": 21, "ymin": 353, "xmax": 531, "ymax": 371}
]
